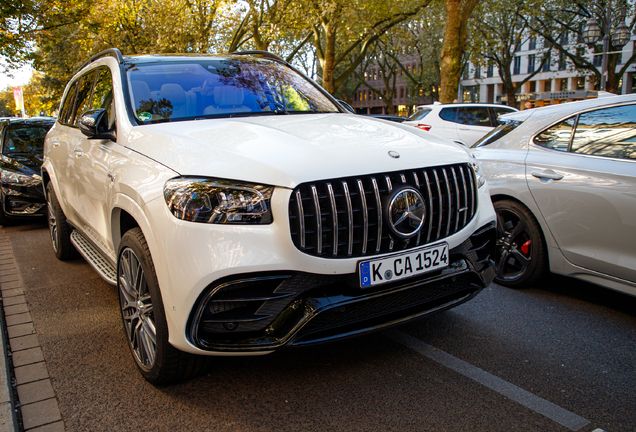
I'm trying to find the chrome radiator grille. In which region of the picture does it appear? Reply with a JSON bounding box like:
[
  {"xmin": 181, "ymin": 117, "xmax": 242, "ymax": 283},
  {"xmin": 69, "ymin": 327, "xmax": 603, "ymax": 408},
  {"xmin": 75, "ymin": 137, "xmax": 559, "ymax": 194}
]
[{"xmin": 289, "ymin": 163, "xmax": 478, "ymax": 258}]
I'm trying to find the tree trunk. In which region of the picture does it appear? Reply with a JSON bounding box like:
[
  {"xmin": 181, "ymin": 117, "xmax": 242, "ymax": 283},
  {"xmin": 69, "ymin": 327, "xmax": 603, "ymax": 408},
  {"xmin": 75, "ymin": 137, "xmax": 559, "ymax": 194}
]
[
  {"xmin": 439, "ymin": 0, "xmax": 479, "ymax": 103},
  {"xmin": 320, "ymin": 22, "xmax": 337, "ymax": 94}
]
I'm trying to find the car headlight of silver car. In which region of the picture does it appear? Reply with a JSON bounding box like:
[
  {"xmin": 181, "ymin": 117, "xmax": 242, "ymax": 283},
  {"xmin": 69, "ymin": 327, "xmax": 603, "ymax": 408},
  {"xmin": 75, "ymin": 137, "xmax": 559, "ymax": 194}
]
[
  {"xmin": 470, "ymin": 154, "xmax": 486, "ymax": 188},
  {"xmin": 0, "ymin": 170, "xmax": 42, "ymax": 187},
  {"xmin": 164, "ymin": 177, "xmax": 274, "ymax": 224}
]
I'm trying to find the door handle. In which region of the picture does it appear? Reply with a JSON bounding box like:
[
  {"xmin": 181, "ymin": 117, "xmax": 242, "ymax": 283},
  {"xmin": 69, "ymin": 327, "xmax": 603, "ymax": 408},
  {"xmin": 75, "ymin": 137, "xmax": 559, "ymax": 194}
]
[
  {"xmin": 74, "ymin": 148, "xmax": 83, "ymax": 157},
  {"xmin": 531, "ymin": 170, "xmax": 564, "ymax": 181}
]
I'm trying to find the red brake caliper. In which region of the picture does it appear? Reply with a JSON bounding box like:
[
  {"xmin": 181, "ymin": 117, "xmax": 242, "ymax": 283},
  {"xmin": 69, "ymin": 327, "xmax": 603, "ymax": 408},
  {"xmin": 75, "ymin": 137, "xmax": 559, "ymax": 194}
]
[{"xmin": 521, "ymin": 240, "xmax": 531, "ymax": 255}]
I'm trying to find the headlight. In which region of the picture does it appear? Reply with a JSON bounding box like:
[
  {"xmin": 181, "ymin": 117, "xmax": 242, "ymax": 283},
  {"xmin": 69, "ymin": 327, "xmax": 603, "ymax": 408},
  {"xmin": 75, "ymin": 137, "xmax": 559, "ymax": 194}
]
[
  {"xmin": 164, "ymin": 177, "xmax": 273, "ymax": 224},
  {"xmin": 470, "ymin": 154, "xmax": 486, "ymax": 188},
  {"xmin": 1, "ymin": 170, "xmax": 42, "ymax": 187}
]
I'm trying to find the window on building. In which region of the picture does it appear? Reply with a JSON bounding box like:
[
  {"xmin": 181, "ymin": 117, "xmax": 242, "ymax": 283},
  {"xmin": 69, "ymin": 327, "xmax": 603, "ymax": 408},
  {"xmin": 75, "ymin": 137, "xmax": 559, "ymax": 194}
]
[
  {"xmin": 528, "ymin": 55, "xmax": 536, "ymax": 73},
  {"xmin": 558, "ymin": 53, "xmax": 567, "ymax": 70},
  {"xmin": 544, "ymin": 80, "xmax": 552, "ymax": 91},
  {"xmin": 474, "ymin": 63, "xmax": 481, "ymax": 79},
  {"xmin": 529, "ymin": 35, "xmax": 536, "ymax": 50},
  {"xmin": 560, "ymin": 78, "xmax": 568, "ymax": 91},
  {"xmin": 559, "ymin": 31, "xmax": 568, "ymax": 45},
  {"xmin": 513, "ymin": 56, "xmax": 521, "ymax": 75},
  {"xmin": 487, "ymin": 62, "xmax": 494, "ymax": 78},
  {"xmin": 529, "ymin": 81, "xmax": 536, "ymax": 92},
  {"xmin": 542, "ymin": 59, "xmax": 550, "ymax": 72},
  {"xmin": 577, "ymin": 77, "xmax": 585, "ymax": 90},
  {"xmin": 576, "ymin": 46, "xmax": 586, "ymax": 58}
]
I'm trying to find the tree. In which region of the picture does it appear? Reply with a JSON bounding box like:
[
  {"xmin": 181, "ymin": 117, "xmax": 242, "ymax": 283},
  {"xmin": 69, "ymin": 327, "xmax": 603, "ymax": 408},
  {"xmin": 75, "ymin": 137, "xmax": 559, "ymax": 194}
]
[
  {"xmin": 386, "ymin": 9, "xmax": 446, "ymax": 101},
  {"xmin": 439, "ymin": 0, "xmax": 482, "ymax": 103},
  {"xmin": 305, "ymin": 0, "xmax": 432, "ymax": 94},
  {"xmin": 526, "ymin": 0, "xmax": 636, "ymax": 94},
  {"xmin": 471, "ymin": 0, "xmax": 552, "ymax": 107},
  {"xmin": 353, "ymin": 42, "xmax": 401, "ymax": 114}
]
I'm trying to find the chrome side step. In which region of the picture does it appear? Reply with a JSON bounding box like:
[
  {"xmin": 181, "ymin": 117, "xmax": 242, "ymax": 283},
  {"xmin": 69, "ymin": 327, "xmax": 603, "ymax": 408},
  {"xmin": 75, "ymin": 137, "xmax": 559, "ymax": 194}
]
[{"xmin": 70, "ymin": 231, "xmax": 117, "ymax": 285}]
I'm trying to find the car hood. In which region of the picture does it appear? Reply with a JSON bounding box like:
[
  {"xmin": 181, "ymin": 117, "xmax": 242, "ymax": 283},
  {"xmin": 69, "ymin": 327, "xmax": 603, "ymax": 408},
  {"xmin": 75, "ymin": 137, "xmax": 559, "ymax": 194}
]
[
  {"xmin": 0, "ymin": 153, "xmax": 41, "ymax": 176},
  {"xmin": 125, "ymin": 113, "xmax": 471, "ymax": 188}
]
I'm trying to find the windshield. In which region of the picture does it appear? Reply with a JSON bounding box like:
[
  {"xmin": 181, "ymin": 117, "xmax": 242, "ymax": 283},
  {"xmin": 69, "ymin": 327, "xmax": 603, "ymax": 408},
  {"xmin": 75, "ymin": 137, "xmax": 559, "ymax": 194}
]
[
  {"xmin": 472, "ymin": 119, "xmax": 523, "ymax": 148},
  {"xmin": 126, "ymin": 58, "xmax": 341, "ymax": 123},
  {"xmin": 2, "ymin": 122, "xmax": 53, "ymax": 155}
]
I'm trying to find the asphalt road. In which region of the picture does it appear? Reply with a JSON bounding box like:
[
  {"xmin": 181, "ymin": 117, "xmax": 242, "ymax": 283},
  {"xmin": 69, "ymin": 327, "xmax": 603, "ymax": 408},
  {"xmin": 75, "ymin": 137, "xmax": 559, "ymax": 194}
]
[{"xmin": 3, "ymin": 219, "xmax": 636, "ymax": 432}]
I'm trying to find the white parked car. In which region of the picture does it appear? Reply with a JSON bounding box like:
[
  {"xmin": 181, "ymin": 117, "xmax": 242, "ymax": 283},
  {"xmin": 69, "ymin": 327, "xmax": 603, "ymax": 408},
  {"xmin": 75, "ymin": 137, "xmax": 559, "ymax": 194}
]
[
  {"xmin": 472, "ymin": 94, "xmax": 636, "ymax": 297},
  {"xmin": 403, "ymin": 103, "xmax": 518, "ymax": 147},
  {"xmin": 42, "ymin": 48, "xmax": 497, "ymax": 384}
]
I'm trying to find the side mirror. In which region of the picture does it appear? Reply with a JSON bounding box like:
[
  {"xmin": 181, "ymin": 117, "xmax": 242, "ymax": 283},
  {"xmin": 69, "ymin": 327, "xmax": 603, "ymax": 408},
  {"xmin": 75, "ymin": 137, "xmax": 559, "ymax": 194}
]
[
  {"xmin": 79, "ymin": 108, "xmax": 116, "ymax": 141},
  {"xmin": 336, "ymin": 99, "xmax": 355, "ymax": 114}
]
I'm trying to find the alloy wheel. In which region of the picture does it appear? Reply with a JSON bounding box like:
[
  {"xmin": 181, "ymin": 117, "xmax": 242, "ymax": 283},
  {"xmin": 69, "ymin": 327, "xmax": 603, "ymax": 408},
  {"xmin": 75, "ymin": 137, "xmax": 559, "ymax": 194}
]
[
  {"xmin": 47, "ymin": 192, "xmax": 58, "ymax": 252},
  {"xmin": 495, "ymin": 208, "xmax": 533, "ymax": 283},
  {"xmin": 119, "ymin": 247, "xmax": 157, "ymax": 371}
]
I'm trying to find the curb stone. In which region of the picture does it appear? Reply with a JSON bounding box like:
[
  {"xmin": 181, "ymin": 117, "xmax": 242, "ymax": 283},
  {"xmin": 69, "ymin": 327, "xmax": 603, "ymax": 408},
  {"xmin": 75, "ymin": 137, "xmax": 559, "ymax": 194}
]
[{"xmin": 0, "ymin": 229, "xmax": 65, "ymax": 431}]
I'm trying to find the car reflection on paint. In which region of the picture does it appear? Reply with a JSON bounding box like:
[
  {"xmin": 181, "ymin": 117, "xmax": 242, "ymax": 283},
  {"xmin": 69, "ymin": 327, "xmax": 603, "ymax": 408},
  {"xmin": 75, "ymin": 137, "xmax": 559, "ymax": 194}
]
[{"xmin": 0, "ymin": 117, "xmax": 55, "ymax": 226}]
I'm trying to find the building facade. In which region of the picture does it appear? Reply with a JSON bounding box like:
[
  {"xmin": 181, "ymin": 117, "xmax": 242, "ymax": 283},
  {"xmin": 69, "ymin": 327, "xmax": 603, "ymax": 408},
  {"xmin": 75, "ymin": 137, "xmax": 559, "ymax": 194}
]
[
  {"xmin": 461, "ymin": 36, "xmax": 636, "ymax": 109},
  {"xmin": 351, "ymin": 34, "xmax": 636, "ymax": 115}
]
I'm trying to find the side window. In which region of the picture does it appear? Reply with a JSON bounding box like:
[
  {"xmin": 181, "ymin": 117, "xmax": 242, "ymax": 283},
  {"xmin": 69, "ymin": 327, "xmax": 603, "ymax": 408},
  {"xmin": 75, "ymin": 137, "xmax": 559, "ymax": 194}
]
[
  {"xmin": 71, "ymin": 71, "xmax": 98, "ymax": 126},
  {"xmin": 92, "ymin": 68, "xmax": 115, "ymax": 127},
  {"xmin": 571, "ymin": 104, "xmax": 636, "ymax": 160},
  {"xmin": 59, "ymin": 81, "xmax": 79, "ymax": 125},
  {"xmin": 533, "ymin": 117, "xmax": 576, "ymax": 151},
  {"xmin": 458, "ymin": 107, "xmax": 490, "ymax": 126},
  {"xmin": 439, "ymin": 107, "xmax": 458, "ymax": 122}
]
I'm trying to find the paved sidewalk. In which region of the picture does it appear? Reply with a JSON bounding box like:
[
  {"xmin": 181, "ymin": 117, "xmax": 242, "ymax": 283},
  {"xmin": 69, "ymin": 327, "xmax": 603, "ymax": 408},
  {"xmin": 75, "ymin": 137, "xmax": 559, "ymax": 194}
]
[{"xmin": 0, "ymin": 230, "xmax": 64, "ymax": 432}]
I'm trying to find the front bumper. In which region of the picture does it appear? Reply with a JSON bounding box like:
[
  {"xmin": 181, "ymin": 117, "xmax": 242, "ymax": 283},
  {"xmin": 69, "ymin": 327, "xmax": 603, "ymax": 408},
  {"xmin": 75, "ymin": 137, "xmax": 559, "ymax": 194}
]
[
  {"xmin": 1, "ymin": 183, "xmax": 46, "ymax": 217},
  {"xmin": 187, "ymin": 222, "xmax": 496, "ymax": 352}
]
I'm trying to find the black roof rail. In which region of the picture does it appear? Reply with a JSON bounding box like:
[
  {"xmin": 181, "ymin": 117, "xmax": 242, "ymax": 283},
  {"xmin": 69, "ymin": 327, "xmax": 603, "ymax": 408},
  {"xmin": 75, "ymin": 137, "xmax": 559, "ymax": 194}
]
[
  {"xmin": 77, "ymin": 48, "xmax": 124, "ymax": 72},
  {"xmin": 229, "ymin": 50, "xmax": 287, "ymax": 64}
]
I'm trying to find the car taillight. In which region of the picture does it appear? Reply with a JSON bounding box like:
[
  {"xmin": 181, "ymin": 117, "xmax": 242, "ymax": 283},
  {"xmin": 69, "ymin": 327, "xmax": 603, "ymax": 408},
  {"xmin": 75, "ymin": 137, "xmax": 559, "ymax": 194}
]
[{"xmin": 417, "ymin": 124, "xmax": 431, "ymax": 131}]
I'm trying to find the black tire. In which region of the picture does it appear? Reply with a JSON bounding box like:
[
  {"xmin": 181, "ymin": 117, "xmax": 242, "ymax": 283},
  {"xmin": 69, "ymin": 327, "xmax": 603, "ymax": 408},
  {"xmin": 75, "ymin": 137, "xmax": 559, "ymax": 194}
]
[
  {"xmin": 118, "ymin": 227, "xmax": 207, "ymax": 385},
  {"xmin": 0, "ymin": 205, "xmax": 15, "ymax": 227},
  {"xmin": 46, "ymin": 182, "xmax": 78, "ymax": 260},
  {"xmin": 493, "ymin": 199, "xmax": 547, "ymax": 288}
]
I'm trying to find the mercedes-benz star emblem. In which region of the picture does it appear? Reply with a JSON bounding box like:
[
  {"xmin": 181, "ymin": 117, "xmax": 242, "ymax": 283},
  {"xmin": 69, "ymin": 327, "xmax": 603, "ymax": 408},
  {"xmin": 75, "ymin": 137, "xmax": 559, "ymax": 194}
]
[{"xmin": 388, "ymin": 188, "xmax": 425, "ymax": 238}]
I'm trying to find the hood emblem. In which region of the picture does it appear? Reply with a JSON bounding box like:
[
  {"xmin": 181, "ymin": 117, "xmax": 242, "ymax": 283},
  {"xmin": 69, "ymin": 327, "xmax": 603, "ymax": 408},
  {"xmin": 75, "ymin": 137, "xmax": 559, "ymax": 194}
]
[
  {"xmin": 388, "ymin": 151, "xmax": 400, "ymax": 159},
  {"xmin": 388, "ymin": 188, "xmax": 425, "ymax": 238}
]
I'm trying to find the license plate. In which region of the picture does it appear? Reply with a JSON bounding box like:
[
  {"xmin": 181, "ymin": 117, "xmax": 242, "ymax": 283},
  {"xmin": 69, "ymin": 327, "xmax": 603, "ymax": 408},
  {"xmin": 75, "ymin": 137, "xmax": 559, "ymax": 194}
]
[{"xmin": 359, "ymin": 243, "xmax": 449, "ymax": 288}]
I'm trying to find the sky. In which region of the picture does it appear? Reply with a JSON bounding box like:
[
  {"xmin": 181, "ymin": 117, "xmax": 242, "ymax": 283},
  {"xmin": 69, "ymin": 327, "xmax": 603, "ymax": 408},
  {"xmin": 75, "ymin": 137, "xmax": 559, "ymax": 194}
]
[{"xmin": 0, "ymin": 58, "xmax": 34, "ymax": 90}]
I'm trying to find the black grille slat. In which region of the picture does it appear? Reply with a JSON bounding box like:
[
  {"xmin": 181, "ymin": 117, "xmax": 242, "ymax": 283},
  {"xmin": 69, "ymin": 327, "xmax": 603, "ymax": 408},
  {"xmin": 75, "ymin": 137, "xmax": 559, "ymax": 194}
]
[{"xmin": 289, "ymin": 164, "xmax": 478, "ymax": 259}]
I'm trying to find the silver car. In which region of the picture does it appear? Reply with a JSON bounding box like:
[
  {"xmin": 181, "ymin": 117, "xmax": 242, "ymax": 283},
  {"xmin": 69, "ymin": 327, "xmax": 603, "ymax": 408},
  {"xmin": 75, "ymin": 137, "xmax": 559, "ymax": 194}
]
[{"xmin": 472, "ymin": 94, "xmax": 636, "ymax": 297}]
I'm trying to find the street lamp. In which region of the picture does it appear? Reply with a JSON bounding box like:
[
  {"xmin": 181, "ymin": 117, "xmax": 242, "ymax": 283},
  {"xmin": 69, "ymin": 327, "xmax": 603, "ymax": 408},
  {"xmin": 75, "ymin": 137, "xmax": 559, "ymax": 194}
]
[{"xmin": 582, "ymin": 3, "xmax": 631, "ymax": 91}]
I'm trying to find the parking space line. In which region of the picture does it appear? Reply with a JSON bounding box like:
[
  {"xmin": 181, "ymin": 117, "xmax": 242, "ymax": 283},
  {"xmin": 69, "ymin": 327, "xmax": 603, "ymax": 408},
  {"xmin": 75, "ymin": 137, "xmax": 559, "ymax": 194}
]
[{"xmin": 384, "ymin": 330, "xmax": 591, "ymax": 431}]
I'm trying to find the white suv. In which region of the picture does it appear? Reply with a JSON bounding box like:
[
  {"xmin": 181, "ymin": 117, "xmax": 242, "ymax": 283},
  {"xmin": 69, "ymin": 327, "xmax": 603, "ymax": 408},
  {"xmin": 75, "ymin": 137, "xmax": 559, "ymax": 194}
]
[
  {"xmin": 43, "ymin": 49, "xmax": 497, "ymax": 384},
  {"xmin": 403, "ymin": 103, "xmax": 518, "ymax": 147}
]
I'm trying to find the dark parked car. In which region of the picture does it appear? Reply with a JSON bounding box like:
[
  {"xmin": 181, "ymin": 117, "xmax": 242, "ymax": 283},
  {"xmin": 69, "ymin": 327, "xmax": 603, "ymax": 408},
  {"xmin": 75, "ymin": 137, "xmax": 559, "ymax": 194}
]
[{"xmin": 0, "ymin": 117, "xmax": 55, "ymax": 225}]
